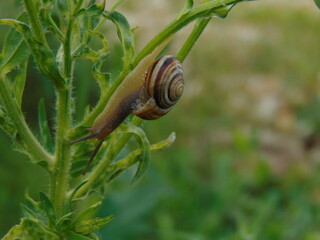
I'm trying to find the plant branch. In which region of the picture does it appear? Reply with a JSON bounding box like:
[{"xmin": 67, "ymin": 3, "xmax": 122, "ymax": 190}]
[
  {"xmin": 72, "ymin": 13, "xmax": 211, "ymax": 191},
  {"xmin": 110, "ymin": 0, "xmax": 125, "ymax": 11},
  {"xmin": 50, "ymin": 0, "xmax": 74, "ymax": 217},
  {"xmin": 50, "ymin": 89, "xmax": 72, "ymax": 217},
  {"xmin": 23, "ymin": 0, "xmax": 47, "ymax": 44},
  {"xmin": 134, "ymin": 0, "xmax": 242, "ymax": 65},
  {"xmin": 177, "ymin": 17, "xmax": 211, "ymax": 63},
  {"xmin": 74, "ymin": 117, "xmax": 142, "ymax": 198},
  {"xmin": 63, "ymin": 17, "xmax": 73, "ymax": 79},
  {"xmin": 74, "ymin": 141, "xmax": 114, "ymax": 198},
  {"xmin": 69, "ymin": 1, "xmax": 246, "ymax": 199},
  {"xmin": 76, "ymin": 0, "xmax": 244, "ymax": 129}
]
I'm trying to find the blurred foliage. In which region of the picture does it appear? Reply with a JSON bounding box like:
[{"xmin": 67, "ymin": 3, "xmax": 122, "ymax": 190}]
[{"xmin": 1, "ymin": 0, "xmax": 320, "ymax": 239}]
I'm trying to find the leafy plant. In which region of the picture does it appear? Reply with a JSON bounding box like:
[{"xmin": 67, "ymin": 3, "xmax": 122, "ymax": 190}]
[{"xmin": 0, "ymin": 0, "xmax": 255, "ymax": 238}]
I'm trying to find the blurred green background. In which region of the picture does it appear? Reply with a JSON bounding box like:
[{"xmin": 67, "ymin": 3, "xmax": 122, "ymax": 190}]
[{"xmin": 1, "ymin": 0, "xmax": 320, "ymax": 239}]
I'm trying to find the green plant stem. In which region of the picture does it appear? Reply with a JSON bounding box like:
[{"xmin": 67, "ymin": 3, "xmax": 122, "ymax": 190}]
[
  {"xmin": 78, "ymin": 0, "xmax": 241, "ymax": 128},
  {"xmin": 134, "ymin": 0, "xmax": 238, "ymax": 65},
  {"xmin": 0, "ymin": 77, "xmax": 53, "ymax": 165},
  {"xmin": 73, "ymin": 3, "xmax": 222, "ymax": 197},
  {"xmin": 78, "ymin": 70, "xmax": 127, "ymax": 127},
  {"xmin": 113, "ymin": 117, "xmax": 143, "ymax": 154},
  {"xmin": 50, "ymin": 1, "xmax": 74, "ymax": 217},
  {"xmin": 104, "ymin": 139, "xmax": 167, "ymax": 183},
  {"xmin": 74, "ymin": 117, "xmax": 142, "ymax": 198},
  {"xmin": 74, "ymin": 142, "xmax": 114, "ymax": 198},
  {"xmin": 75, "ymin": 18, "xmax": 213, "ymax": 194},
  {"xmin": 64, "ymin": 24, "xmax": 73, "ymax": 79},
  {"xmin": 177, "ymin": 17, "xmax": 211, "ymax": 62},
  {"xmin": 72, "ymin": 0, "xmax": 246, "ymax": 198},
  {"xmin": 110, "ymin": 0, "xmax": 125, "ymax": 10},
  {"xmin": 23, "ymin": 0, "xmax": 47, "ymax": 44},
  {"xmin": 50, "ymin": 89, "xmax": 72, "ymax": 216}
]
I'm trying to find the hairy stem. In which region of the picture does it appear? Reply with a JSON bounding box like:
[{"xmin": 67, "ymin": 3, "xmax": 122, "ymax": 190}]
[
  {"xmin": 50, "ymin": 89, "xmax": 72, "ymax": 216},
  {"xmin": 0, "ymin": 77, "xmax": 53, "ymax": 165},
  {"xmin": 50, "ymin": 0, "xmax": 74, "ymax": 217},
  {"xmin": 23, "ymin": 0, "xmax": 47, "ymax": 44}
]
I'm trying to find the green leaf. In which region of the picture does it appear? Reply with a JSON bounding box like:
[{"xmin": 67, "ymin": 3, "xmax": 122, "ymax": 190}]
[
  {"xmin": 63, "ymin": 181, "xmax": 88, "ymax": 213},
  {"xmin": 315, "ymin": 0, "xmax": 320, "ymax": 9},
  {"xmin": 72, "ymin": 1, "xmax": 105, "ymax": 59},
  {"xmin": 20, "ymin": 193, "xmax": 59, "ymax": 238},
  {"xmin": 2, "ymin": 218, "xmax": 39, "ymax": 240},
  {"xmin": 14, "ymin": 60, "xmax": 28, "ymax": 108},
  {"xmin": 39, "ymin": 192, "xmax": 56, "ymax": 223},
  {"xmin": 74, "ymin": 0, "xmax": 106, "ymax": 18},
  {"xmin": 74, "ymin": 216, "xmax": 113, "ymax": 235},
  {"xmin": 73, "ymin": 201, "xmax": 102, "ymax": 224},
  {"xmin": 16, "ymin": 217, "xmax": 60, "ymax": 239},
  {"xmin": 0, "ymin": 18, "xmax": 65, "ymax": 90},
  {"xmin": 20, "ymin": 203, "xmax": 38, "ymax": 219},
  {"xmin": 2, "ymin": 223, "xmax": 25, "ymax": 240},
  {"xmin": 117, "ymin": 123, "xmax": 151, "ymax": 182},
  {"xmin": 103, "ymin": 11, "xmax": 135, "ymax": 70},
  {"xmin": 151, "ymin": 132, "xmax": 176, "ymax": 150},
  {"xmin": 42, "ymin": 9, "xmax": 64, "ymax": 41},
  {"xmin": 0, "ymin": 13, "xmax": 30, "ymax": 75},
  {"xmin": 92, "ymin": 53, "xmax": 111, "ymax": 91},
  {"xmin": 106, "ymin": 132, "xmax": 176, "ymax": 182},
  {"xmin": 29, "ymin": 39, "xmax": 65, "ymax": 90},
  {"xmin": 22, "ymin": 192, "xmax": 42, "ymax": 219},
  {"xmin": 87, "ymin": 30, "xmax": 111, "ymax": 93},
  {"xmin": 56, "ymin": 212, "xmax": 73, "ymax": 230},
  {"xmin": 87, "ymin": 2, "xmax": 105, "ymax": 17},
  {"xmin": 38, "ymin": 99, "xmax": 54, "ymax": 152}
]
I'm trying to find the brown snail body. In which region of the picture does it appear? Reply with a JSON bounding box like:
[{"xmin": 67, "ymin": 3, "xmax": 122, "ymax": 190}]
[{"xmin": 70, "ymin": 41, "xmax": 184, "ymax": 175}]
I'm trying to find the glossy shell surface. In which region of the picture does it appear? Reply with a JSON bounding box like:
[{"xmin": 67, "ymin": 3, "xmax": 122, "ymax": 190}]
[{"xmin": 136, "ymin": 55, "xmax": 184, "ymax": 120}]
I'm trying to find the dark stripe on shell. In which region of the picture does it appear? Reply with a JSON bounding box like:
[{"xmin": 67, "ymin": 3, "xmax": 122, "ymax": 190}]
[
  {"xmin": 153, "ymin": 57, "xmax": 175, "ymax": 109},
  {"xmin": 168, "ymin": 72, "xmax": 183, "ymax": 102},
  {"xmin": 141, "ymin": 55, "xmax": 184, "ymax": 120}
]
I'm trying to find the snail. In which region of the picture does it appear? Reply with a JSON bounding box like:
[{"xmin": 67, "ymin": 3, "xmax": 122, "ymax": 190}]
[{"xmin": 70, "ymin": 39, "xmax": 184, "ymax": 175}]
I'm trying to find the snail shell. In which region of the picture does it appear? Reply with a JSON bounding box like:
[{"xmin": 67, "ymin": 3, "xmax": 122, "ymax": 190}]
[
  {"xmin": 133, "ymin": 55, "xmax": 184, "ymax": 120},
  {"xmin": 70, "ymin": 40, "xmax": 184, "ymax": 175}
]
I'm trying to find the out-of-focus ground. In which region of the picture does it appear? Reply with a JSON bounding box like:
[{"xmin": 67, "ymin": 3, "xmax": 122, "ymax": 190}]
[{"xmin": 1, "ymin": 1, "xmax": 320, "ymax": 239}]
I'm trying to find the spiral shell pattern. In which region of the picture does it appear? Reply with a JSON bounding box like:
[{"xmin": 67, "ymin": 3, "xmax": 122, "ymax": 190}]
[{"xmin": 136, "ymin": 55, "xmax": 184, "ymax": 120}]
